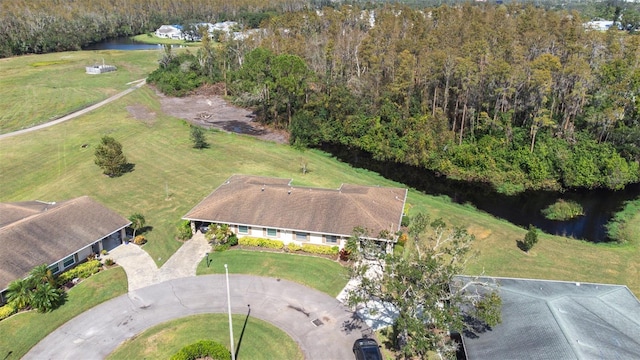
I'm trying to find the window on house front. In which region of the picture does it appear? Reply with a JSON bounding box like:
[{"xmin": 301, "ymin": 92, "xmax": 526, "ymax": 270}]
[
  {"xmin": 239, "ymin": 225, "xmax": 249, "ymax": 234},
  {"xmin": 63, "ymin": 255, "xmax": 75, "ymax": 268},
  {"xmin": 266, "ymin": 228, "xmax": 277, "ymax": 237},
  {"xmin": 325, "ymin": 235, "xmax": 338, "ymax": 244},
  {"xmin": 296, "ymin": 232, "xmax": 309, "ymax": 241},
  {"xmin": 49, "ymin": 264, "xmax": 60, "ymax": 275}
]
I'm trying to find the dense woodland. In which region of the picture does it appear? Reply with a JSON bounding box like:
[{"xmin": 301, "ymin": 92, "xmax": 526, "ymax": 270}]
[
  {"xmin": 4, "ymin": 0, "xmax": 640, "ymax": 193},
  {"xmin": 152, "ymin": 3, "xmax": 640, "ymax": 193}
]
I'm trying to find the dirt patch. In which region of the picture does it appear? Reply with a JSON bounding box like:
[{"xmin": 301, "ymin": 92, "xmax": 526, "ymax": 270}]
[
  {"xmin": 155, "ymin": 86, "xmax": 288, "ymax": 144},
  {"xmin": 126, "ymin": 104, "xmax": 156, "ymax": 124}
]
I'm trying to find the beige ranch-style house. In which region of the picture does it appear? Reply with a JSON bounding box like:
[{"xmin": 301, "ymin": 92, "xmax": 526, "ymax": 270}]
[
  {"xmin": 183, "ymin": 175, "xmax": 408, "ymax": 251},
  {"xmin": 0, "ymin": 196, "xmax": 130, "ymax": 304}
]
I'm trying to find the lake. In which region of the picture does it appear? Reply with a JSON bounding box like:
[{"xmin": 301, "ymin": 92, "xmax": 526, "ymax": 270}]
[{"xmin": 83, "ymin": 38, "xmax": 185, "ymax": 51}]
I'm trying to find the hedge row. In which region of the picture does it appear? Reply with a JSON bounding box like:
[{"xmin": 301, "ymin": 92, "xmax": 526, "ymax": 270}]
[
  {"xmin": 238, "ymin": 237, "xmax": 284, "ymax": 249},
  {"xmin": 57, "ymin": 260, "xmax": 101, "ymax": 284},
  {"xmin": 300, "ymin": 243, "xmax": 339, "ymax": 255},
  {"xmin": 0, "ymin": 304, "xmax": 16, "ymax": 321}
]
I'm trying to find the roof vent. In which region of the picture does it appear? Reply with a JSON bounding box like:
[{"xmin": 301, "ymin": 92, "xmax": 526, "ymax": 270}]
[
  {"xmin": 288, "ymin": 188, "xmax": 292, "ymax": 195},
  {"xmin": 261, "ymin": 185, "xmax": 265, "ymax": 192}
]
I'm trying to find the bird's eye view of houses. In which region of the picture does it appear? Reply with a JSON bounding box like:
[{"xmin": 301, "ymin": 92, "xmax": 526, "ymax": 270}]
[{"xmin": 1, "ymin": 0, "xmax": 640, "ymax": 359}]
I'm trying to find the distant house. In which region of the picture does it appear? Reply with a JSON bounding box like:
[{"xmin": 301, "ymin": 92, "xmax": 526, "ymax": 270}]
[
  {"xmin": 455, "ymin": 276, "xmax": 640, "ymax": 359},
  {"xmin": 583, "ymin": 20, "xmax": 620, "ymax": 31},
  {"xmin": 155, "ymin": 24, "xmax": 184, "ymax": 39},
  {"xmin": 183, "ymin": 175, "xmax": 407, "ymax": 251},
  {"xmin": 0, "ymin": 196, "xmax": 130, "ymax": 303},
  {"xmin": 154, "ymin": 21, "xmax": 242, "ymax": 41}
]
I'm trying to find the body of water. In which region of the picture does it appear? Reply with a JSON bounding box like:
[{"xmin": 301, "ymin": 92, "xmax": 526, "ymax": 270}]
[
  {"xmin": 83, "ymin": 37, "xmax": 184, "ymax": 51},
  {"xmin": 321, "ymin": 143, "xmax": 640, "ymax": 242}
]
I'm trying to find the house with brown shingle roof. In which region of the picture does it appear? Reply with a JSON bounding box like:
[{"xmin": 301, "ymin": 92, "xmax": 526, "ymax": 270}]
[
  {"xmin": 183, "ymin": 175, "xmax": 407, "ymax": 250},
  {"xmin": 0, "ymin": 196, "xmax": 130, "ymax": 303}
]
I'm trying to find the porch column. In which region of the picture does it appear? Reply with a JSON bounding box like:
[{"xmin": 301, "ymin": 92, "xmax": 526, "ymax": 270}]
[
  {"xmin": 120, "ymin": 228, "xmax": 126, "ymax": 244},
  {"xmin": 190, "ymin": 221, "xmax": 196, "ymax": 235}
]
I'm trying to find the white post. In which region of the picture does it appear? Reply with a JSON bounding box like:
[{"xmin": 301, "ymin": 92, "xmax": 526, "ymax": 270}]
[{"xmin": 225, "ymin": 264, "xmax": 235, "ymax": 360}]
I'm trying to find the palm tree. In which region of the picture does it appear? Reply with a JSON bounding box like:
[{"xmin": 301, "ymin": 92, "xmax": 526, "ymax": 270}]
[
  {"xmin": 6, "ymin": 278, "xmax": 32, "ymax": 310},
  {"xmin": 128, "ymin": 213, "xmax": 146, "ymax": 238},
  {"xmin": 29, "ymin": 264, "xmax": 56, "ymax": 287},
  {"xmin": 215, "ymin": 224, "xmax": 233, "ymax": 244},
  {"xmin": 31, "ymin": 283, "xmax": 61, "ymax": 313}
]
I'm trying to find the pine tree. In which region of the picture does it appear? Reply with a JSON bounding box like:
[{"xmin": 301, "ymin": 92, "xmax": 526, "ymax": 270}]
[
  {"xmin": 94, "ymin": 136, "xmax": 128, "ymax": 177},
  {"xmin": 190, "ymin": 125, "xmax": 208, "ymax": 149}
]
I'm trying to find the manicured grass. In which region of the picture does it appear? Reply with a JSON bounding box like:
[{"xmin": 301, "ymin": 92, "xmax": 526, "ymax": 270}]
[
  {"xmin": 131, "ymin": 34, "xmax": 199, "ymax": 46},
  {"xmin": 107, "ymin": 313, "xmax": 303, "ymax": 360},
  {"xmin": 0, "ymin": 267, "xmax": 127, "ymax": 359},
  {"xmin": 0, "ymin": 50, "xmax": 160, "ymax": 134},
  {"xmin": 197, "ymin": 250, "xmax": 350, "ymax": 297},
  {"xmin": 1, "ymin": 50, "xmax": 638, "ymax": 298}
]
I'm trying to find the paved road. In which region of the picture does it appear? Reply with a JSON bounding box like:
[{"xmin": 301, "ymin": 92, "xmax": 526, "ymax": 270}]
[
  {"xmin": 0, "ymin": 79, "xmax": 146, "ymax": 140},
  {"xmin": 23, "ymin": 275, "xmax": 369, "ymax": 360}
]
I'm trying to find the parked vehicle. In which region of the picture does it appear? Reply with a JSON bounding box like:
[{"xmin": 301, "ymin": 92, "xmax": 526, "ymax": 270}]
[{"xmin": 352, "ymin": 338, "xmax": 383, "ymax": 360}]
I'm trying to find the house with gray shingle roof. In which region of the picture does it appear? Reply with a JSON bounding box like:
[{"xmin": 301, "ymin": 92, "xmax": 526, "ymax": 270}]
[
  {"xmin": 183, "ymin": 175, "xmax": 407, "ymax": 250},
  {"xmin": 454, "ymin": 276, "xmax": 640, "ymax": 359},
  {"xmin": 0, "ymin": 196, "xmax": 130, "ymax": 303}
]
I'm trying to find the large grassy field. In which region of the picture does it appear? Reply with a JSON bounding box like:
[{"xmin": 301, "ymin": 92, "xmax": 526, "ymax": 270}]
[
  {"xmin": 0, "ymin": 268, "xmax": 127, "ymax": 359},
  {"xmin": 108, "ymin": 313, "xmax": 303, "ymax": 360},
  {"xmin": 0, "ymin": 50, "xmax": 161, "ymax": 134},
  {"xmin": 0, "ymin": 50, "xmax": 638, "ymax": 297}
]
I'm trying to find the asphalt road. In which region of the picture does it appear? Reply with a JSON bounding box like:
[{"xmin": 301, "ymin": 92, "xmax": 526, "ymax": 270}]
[{"xmin": 23, "ymin": 275, "xmax": 369, "ymax": 360}]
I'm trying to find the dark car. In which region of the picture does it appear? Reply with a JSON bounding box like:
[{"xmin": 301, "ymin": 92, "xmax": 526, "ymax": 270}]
[{"xmin": 353, "ymin": 338, "xmax": 383, "ymax": 360}]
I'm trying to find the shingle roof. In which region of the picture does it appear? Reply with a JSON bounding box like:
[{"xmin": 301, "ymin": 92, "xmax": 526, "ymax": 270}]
[
  {"xmin": 0, "ymin": 196, "xmax": 130, "ymax": 290},
  {"xmin": 183, "ymin": 175, "xmax": 407, "ymax": 238},
  {"xmin": 455, "ymin": 276, "xmax": 640, "ymax": 360}
]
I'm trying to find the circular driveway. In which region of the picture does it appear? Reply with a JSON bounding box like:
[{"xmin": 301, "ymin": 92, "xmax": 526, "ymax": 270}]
[{"xmin": 24, "ymin": 275, "xmax": 368, "ymax": 359}]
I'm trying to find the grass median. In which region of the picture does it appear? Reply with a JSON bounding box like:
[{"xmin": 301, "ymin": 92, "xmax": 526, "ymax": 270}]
[
  {"xmin": 0, "ymin": 267, "xmax": 127, "ymax": 359},
  {"xmin": 107, "ymin": 313, "xmax": 303, "ymax": 360}
]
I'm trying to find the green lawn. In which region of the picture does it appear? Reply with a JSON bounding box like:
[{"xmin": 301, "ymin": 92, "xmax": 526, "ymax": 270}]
[
  {"xmin": 107, "ymin": 313, "xmax": 303, "ymax": 360},
  {"xmin": 131, "ymin": 33, "xmax": 200, "ymax": 46},
  {"xmin": 1, "ymin": 50, "xmax": 638, "ymax": 298},
  {"xmin": 0, "ymin": 267, "xmax": 127, "ymax": 360},
  {"xmin": 0, "ymin": 50, "xmax": 160, "ymax": 134},
  {"xmin": 197, "ymin": 250, "xmax": 350, "ymax": 297}
]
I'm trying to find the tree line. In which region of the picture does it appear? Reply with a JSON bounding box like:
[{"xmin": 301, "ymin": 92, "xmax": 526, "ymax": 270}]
[
  {"xmin": 213, "ymin": 3, "xmax": 640, "ymax": 193},
  {"xmin": 0, "ymin": 0, "xmax": 324, "ymax": 57}
]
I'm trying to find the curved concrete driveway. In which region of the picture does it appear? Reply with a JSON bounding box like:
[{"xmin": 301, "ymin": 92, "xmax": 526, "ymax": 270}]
[{"xmin": 24, "ymin": 275, "xmax": 368, "ymax": 360}]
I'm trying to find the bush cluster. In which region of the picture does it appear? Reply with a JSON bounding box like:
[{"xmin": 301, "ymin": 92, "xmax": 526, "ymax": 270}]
[
  {"xmin": 286, "ymin": 243, "xmax": 303, "ymax": 252},
  {"xmin": 57, "ymin": 260, "xmax": 101, "ymax": 285},
  {"xmin": 238, "ymin": 237, "xmax": 284, "ymax": 249},
  {"xmin": 133, "ymin": 235, "xmax": 147, "ymax": 245},
  {"xmin": 0, "ymin": 304, "xmax": 16, "ymax": 321},
  {"xmin": 301, "ymin": 243, "xmax": 339, "ymax": 255},
  {"xmin": 176, "ymin": 220, "xmax": 193, "ymax": 241},
  {"xmin": 170, "ymin": 340, "xmax": 231, "ymax": 360}
]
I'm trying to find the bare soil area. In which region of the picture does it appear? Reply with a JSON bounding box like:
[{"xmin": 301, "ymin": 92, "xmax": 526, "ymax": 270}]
[{"xmin": 130, "ymin": 84, "xmax": 289, "ymax": 144}]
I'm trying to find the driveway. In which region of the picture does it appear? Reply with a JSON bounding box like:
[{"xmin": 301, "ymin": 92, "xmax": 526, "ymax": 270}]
[{"xmin": 24, "ymin": 275, "xmax": 369, "ymax": 360}]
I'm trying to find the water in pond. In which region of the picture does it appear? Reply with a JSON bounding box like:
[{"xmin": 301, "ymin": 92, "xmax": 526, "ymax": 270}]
[
  {"xmin": 320, "ymin": 143, "xmax": 640, "ymax": 242},
  {"xmin": 83, "ymin": 37, "xmax": 186, "ymax": 51}
]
